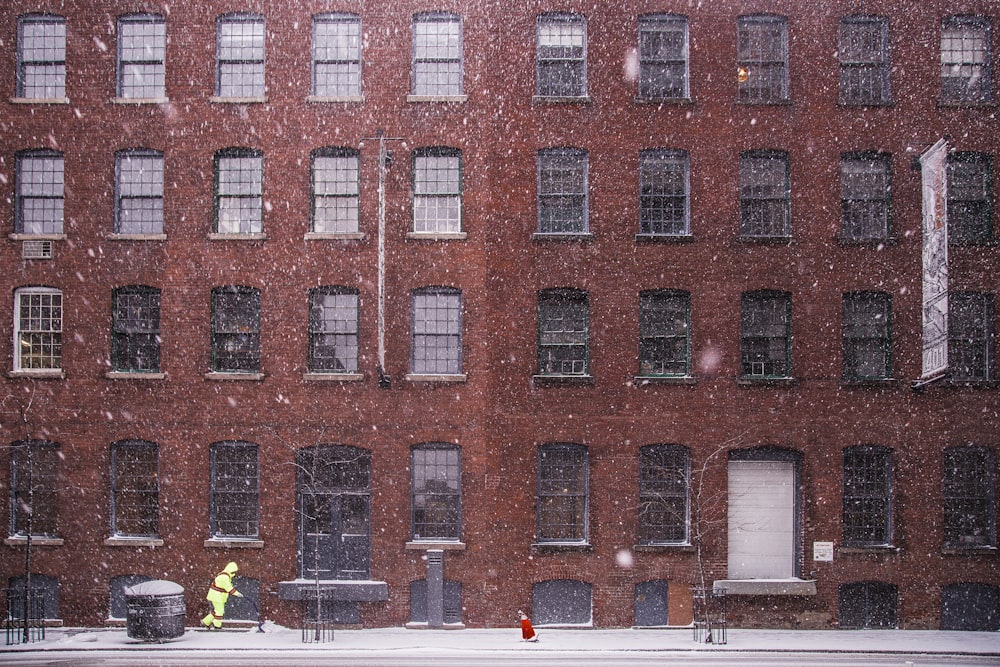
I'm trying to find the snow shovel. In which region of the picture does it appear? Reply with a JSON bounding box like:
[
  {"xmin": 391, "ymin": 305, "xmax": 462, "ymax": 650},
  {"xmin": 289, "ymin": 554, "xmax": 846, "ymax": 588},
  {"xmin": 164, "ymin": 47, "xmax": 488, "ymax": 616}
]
[{"xmin": 247, "ymin": 598, "xmax": 265, "ymax": 632}]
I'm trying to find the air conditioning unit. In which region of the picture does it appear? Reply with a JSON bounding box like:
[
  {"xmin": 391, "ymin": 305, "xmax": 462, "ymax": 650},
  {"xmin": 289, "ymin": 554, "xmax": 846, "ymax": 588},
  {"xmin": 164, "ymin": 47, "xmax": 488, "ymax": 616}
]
[{"xmin": 22, "ymin": 240, "xmax": 53, "ymax": 260}]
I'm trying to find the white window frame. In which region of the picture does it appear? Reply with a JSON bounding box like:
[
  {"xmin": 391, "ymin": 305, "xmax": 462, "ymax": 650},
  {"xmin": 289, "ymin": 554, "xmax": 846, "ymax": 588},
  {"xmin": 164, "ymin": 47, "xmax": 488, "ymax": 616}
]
[
  {"xmin": 116, "ymin": 13, "xmax": 167, "ymax": 101},
  {"xmin": 16, "ymin": 14, "xmax": 67, "ymax": 101}
]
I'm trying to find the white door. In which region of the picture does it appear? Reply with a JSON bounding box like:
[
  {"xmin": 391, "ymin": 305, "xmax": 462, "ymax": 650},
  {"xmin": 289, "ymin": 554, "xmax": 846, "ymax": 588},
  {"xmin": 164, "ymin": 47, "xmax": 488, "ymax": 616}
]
[{"xmin": 727, "ymin": 459, "xmax": 796, "ymax": 579}]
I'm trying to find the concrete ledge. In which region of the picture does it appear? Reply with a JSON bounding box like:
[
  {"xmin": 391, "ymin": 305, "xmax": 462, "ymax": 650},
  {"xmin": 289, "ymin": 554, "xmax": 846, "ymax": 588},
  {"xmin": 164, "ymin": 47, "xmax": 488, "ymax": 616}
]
[
  {"xmin": 714, "ymin": 579, "xmax": 817, "ymax": 596},
  {"xmin": 277, "ymin": 580, "xmax": 388, "ymax": 602}
]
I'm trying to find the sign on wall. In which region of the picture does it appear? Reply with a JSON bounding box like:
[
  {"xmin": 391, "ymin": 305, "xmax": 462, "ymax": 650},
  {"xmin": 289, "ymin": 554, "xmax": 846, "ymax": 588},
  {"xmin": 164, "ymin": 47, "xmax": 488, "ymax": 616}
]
[{"xmin": 918, "ymin": 138, "xmax": 949, "ymax": 384}]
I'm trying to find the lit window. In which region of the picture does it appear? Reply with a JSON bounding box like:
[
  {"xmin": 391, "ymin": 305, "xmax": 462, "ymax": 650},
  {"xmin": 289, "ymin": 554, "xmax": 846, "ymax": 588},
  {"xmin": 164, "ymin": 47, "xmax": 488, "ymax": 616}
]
[
  {"xmin": 14, "ymin": 287, "xmax": 62, "ymax": 372},
  {"xmin": 110, "ymin": 440, "xmax": 159, "ymax": 537},
  {"xmin": 413, "ymin": 148, "xmax": 462, "ymax": 234},
  {"xmin": 737, "ymin": 14, "xmax": 789, "ymax": 103},
  {"xmin": 840, "ymin": 153, "xmax": 891, "ymax": 242},
  {"xmin": 16, "ymin": 14, "xmax": 66, "ymax": 99},
  {"xmin": 536, "ymin": 13, "xmax": 586, "ymax": 98},
  {"xmin": 309, "ymin": 287, "xmax": 359, "ymax": 373},
  {"xmin": 941, "ymin": 15, "xmax": 992, "ymax": 103},
  {"xmin": 838, "ymin": 16, "xmax": 891, "ymax": 105},
  {"xmin": 15, "ymin": 149, "xmax": 64, "ymax": 236},
  {"xmin": 117, "ymin": 14, "xmax": 166, "ymax": 99},
  {"xmin": 411, "ymin": 287, "xmax": 462, "ymax": 375},
  {"xmin": 637, "ymin": 14, "xmax": 688, "ymax": 101},
  {"xmin": 115, "ymin": 149, "xmax": 164, "ymax": 235},
  {"xmin": 312, "ymin": 13, "xmax": 361, "ymax": 98},
  {"xmin": 214, "ymin": 149, "xmax": 263, "ymax": 234},
  {"xmin": 111, "ymin": 286, "xmax": 161, "ymax": 373},
  {"xmin": 412, "ymin": 13, "xmax": 462, "ymax": 97},
  {"xmin": 411, "ymin": 443, "xmax": 461, "ymax": 541},
  {"xmin": 216, "ymin": 14, "xmax": 265, "ymax": 98}
]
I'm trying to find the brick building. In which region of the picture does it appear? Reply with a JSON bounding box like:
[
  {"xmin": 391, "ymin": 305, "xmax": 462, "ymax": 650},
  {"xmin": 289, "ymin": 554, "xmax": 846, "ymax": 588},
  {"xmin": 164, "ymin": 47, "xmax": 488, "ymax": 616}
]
[{"xmin": 1, "ymin": 0, "xmax": 998, "ymax": 631}]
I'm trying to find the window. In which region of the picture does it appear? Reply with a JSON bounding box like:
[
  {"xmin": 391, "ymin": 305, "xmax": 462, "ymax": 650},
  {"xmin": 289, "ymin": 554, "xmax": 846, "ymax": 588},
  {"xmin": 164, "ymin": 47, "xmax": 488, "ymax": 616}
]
[
  {"xmin": 312, "ymin": 13, "xmax": 361, "ymax": 98},
  {"xmin": 840, "ymin": 153, "xmax": 891, "ymax": 241},
  {"xmin": 638, "ymin": 290, "xmax": 690, "ymax": 377},
  {"xmin": 311, "ymin": 147, "xmax": 359, "ymax": 234},
  {"xmin": 948, "ymin": 153, "xmax": 993, "ymax": 245},
  {"xmin": 117, "ymin": 14, "xmax": 166, "ymax": 99},
  {"xmin": 308, "ymin": 287, "xmax": 359, "ymax": 373},
  {"xmin": 838, "ymin": 16, "xmax": 890, "ymax": 105},
  {"xmin": 412, "ymin": 13, "xmax": 462, "ymax": 97},
  {"xmin": 740, "ymin": 290, "xmax": 791, "ymax": 378},
  {"xmin": 639, "ymin": 149, "xmax": 690, "ymax": 236},
  {"xmin": 943, "ymin": 446, "xmax": 996, "ymax": 549},
  {"xmin": 537, "ymin": 288, "xmax": 589, "ymax": 377},
  {"xmin": 842, "ymin": 291, "xmax": 892, "ymax": 381},
  {"xmin": 110, "ymin": 440, "xmax": 159, "ymax": 537},
  {"xmin": 638, "ymin": 445, "xmax": 689, "ymax": 545},
  {"xmin": 216, "ymin": 14, "xmax": 265, "ymax": 99},
  {"xmin": 842, "ymin": 445, "xmax": 893, "ymax": 546},
  {"xmin": 411, "ymin": 443, "xmax": 461, "ymax": 541},
  {"xmin": 15, "ymin": 149, "xmax": 64, "ymax": 236},
  {"xmin": 949, "ymin": 292, "xmax": 994, "ymax": 382},
  {"xmin": 115, "ymin": 149, "xmax": 164, "ymax": 235},
  {"xmin": 16, "ymin": 14, "xmax": 66, "ymax": 99},
  {"xmin": 14, "ymin": 287, "xmax": 62, "ymax": 372},
  {"xmin": 839, "ymin": 582, "xmax": 897, "ymax": 629},
  {"xmin": 739, "ymin": 151, "xmax": 790, "ymax": 238},
  {"xmin": 637, "ymin": 15, "xmax": 689, "ymax": 101},
  {"xmin": 214, "ymin": 148, "xmax": 263, "ymax": 234},
  {"xmin": 210, "ymin": 441, "xmax": 260, "ymax": 539},
  {"xmin": 536, "ymin": 13, "xmax": 586, "ymax": 98},
  {"xmin": 411, "ymin": 287, "xmax": 462, "ymax": 376},
  {"xmin": 537, "ymin": 148, "xmax": 588, "ymax": 235},
  {"xmin": 211, "ymin": 286, "xmax": 261, "ymax": 373},
  {"xmin": 9, "ymin": 440, "xmax": 60, "ymax": 537},
  {"xmin": 941, "ymin": 16, "xmax": 992, "ymax": 103},
  {"xmin": 737, "ymin": 15, "xmax": 789, "ymax": 103},
  {"xmin": 111, "ymin": 286, "xmax": 161, "ymax": 373},
  {"xmin": 413, "ymin": 148, "xmax": 462, "ymax": 234},
  {"xmin": 537, "ymin": 444, "xmax": 588, "ymax": 543}
]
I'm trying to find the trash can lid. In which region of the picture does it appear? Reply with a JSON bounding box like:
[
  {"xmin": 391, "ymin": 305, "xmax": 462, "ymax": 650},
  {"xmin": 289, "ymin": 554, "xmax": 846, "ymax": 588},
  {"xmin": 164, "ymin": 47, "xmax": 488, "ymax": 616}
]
[{"xmin": 125, "ymin": 580, "xmax": 184, "ymax": 597}]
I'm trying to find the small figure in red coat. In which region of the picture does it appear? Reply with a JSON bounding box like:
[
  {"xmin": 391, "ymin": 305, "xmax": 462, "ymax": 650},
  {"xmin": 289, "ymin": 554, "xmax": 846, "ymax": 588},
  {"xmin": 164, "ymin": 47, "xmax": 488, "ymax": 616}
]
[{"xmin": 518, "ymin": 609, "xmax": 538, "ymax": 642}]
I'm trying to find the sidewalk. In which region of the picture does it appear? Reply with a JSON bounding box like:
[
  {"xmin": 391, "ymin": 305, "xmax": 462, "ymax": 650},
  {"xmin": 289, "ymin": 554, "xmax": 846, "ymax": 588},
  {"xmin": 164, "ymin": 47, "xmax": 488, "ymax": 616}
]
[{"xmin": 2, "ymin": 624, "xmax": 999, "ymax": 658}]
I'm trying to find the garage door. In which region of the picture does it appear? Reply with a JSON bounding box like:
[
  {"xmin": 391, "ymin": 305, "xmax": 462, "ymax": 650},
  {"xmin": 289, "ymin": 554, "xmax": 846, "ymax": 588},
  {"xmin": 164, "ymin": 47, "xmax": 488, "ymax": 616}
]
[{"xmin": 728, "ymin": 459, "xmax": 796, "ymax": 579}]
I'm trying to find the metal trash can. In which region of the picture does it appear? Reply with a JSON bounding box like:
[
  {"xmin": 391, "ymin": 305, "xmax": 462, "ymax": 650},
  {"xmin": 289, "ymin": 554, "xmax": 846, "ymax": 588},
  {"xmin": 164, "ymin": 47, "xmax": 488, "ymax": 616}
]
[{"xmin": 125, "ymin": 580, "xmax": 186, "ymax": 642}]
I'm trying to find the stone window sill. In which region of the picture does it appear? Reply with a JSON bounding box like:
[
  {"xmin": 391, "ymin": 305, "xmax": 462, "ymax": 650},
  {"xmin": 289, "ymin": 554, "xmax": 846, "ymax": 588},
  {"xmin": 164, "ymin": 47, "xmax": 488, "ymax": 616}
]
[
  {"xmin": 209, "ymin": 96, "xmax": 267, "ymax": 104},
  {"xmin": 9, "ymin": 233, "xmax": 67, "ymax": 241},
  {"xmin": 204, "ymin": 538, "xmax": 264, "ymax": 549},
  {"xmin": 532, "ymin": 95, "xmax": 591, "ymax": 104},
  {"xmin": 5, "ymin": 536, "xmax": 64, "ymax": 546},
  {"xmin": 9, "ymin": 369, "xmax": 65, "ymax": 380},
  {"xmin": 111, "ymin": 97, "xmax": 169, "ymax": 105},
  {"xmin": 531, "ymin": 542, "xmax": 593, "ymax": 553},
  {"xmin": 633, "ymin": 375, "xmax": 697, "ymax": 386},
  {"xmin": 107, "ymin": 233, "xmax": 167, "ymax": 241},
  {"xmin": 405, "ymin": 541, "xmax": 466, "ymax": 551},
  {"xmin": 106, "ymin": 371, "xmax": 166, "ymax": 380},
  {"xmin": 405, "ymin": 374, "xmax": 467, "ymax": 383},
  {"xmin": 406, "ymin": 232, "xmax": 467, "ymax": 241},
  {"xmin": 304, "ymin": 232, "xmax": 365, "ymax": 241},
  {"xmin": 533, "ymin": 374, "xmax": 594, "ymax": 386},
  {"xmin": 104, "ymin": 536, "xmax": 164, "ymax": 547},
  {"xmin": 205, "ymin": 372, "xmax": 264, "ymax": 381},
  {"xmin": 304, "ymin": 372, "xmax": 364, "ymax": 382},
  {"xmin": 307, "ymin": 95, "xmax": 364, "ymax": 103},
  {"xmin": 208, "ymin": 233, "xmax": 267, "ymax": 241},
  {"xmin": 10, "ymin": 97, "xmax": 70, "ymax": 105},
  {"xmin": 532, "ymin": 232, "xmax": 593, "ymax": 242},
  {"xmin": 406, "ymin": 94, "xmax": 467, "ymax": 103}
]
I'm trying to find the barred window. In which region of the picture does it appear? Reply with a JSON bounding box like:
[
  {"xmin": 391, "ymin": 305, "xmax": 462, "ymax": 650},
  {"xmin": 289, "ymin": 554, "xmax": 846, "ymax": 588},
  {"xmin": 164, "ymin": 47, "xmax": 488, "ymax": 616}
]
[
  {"xmin": 941, "ymin": 15, "xmax": 992, "ymax": 103},
  {"xmin": 312, "ymin": 147, "xmax": 359, "ymax": 234},
  {"xmin": 943, "ymin": 446, "xmax": 996, "ymax": 548},
  {"xmin": 639, "ymin": 290, "xmax": 690, "ymax": 377},
  {"xmin": 537, "ymin": 148, "xmax": 588, "ymax": 234},
  {"xmin": 842, "ymin": 446, "xmax": 893, "ymax": 547},
  {"xmin": 411, "ymin": 443, "xmax": 461, "ymax": 541},
  {"xmin": 16, "ymin": 149, "xmax": 64, "ymax": 235},
  {"xmin": 216, "ymin": 14, "xmax": 265, "ymax": 98},
  {"xmin": 110, "ymin": 440, "xmax": 159, "ymax": 537},
  {"xmin": 838, "ymin": 16, "xmax": 891, "ymax": 105},
  {"xmin": 841, "ymin": 153, "xmax": 891, "ymax": 241},
  {"xmin": 215, "ymin": 148, "xmax": 263, "ymax": 234},
  {"xmin": 211, "ymin": 286, "xmax": 261, "ymax": 373},
  {"xmin": 111, "ymin": 286, "xmax": 161, "ymax": 373},
  {"xmin": 537, "ymin": 288, "xmax": 588, "ymax": 377},
  {"xmin": 312, "ymin": 13, "xmax": 361, "ymax": 98},
  {"xmin": 740, "ymin": 290, "xmax": 791, "ymax": 378},
  {"xmin": 10, "ymin": 440, "xmax": 61, "ymax": 537},
  {"xmin": 537, "ymin": 444, "xmax": 588, "ymax": 543},
  {"xmin": 309, "ymin": 287, "xmax": 359, "ymax": 373},
  {"xmin": 949, "ymin": 292, "xmax": 994, "ymax": 383},
  {"xmin": 412, "ymin": 13, "xmax": 462, "ymax": 97},
  {"xmin": 115, "ymin": 149, "xmax": 164, "ymax": 235},
  {"xmin": 117, "ymin": 14, "xmax": 166, "ymax": 99},
  {"xmin": 210, "ymin": 441, "xmax": 260, "ymax": 539},
  {"xmin": 637, "ymin": 15, "xmax": 689, "ymax": 101},
  {"xmin": 411, "ymin": 287, "xmax": 462, "ymax": 375},
  {"xmin": 639, "ymin": 149, "xmax": 690, "ymax": 236},
  {"xmin": 737, "ymin": 14, "xmax": 789, "ymax": 103},
  {"xmin": 15, "ymin": 287, "xmax": 62, "ymax": 372},
  {"xmin": 842, "ymin": 291, "xmax": 892, "ymax": 381},
  {"xmin": 740, "ymin": 151, "xmax": 790, "ymax": 238},
  {"xmin": 948, "ymin": 153, "xmax": 993, "ymax": 245},
  {"xmin": 638, "ymin": 445, "xmax": 689, "ymax": 545},
  {"xmin": 17, "ymin": 14, "xmax": 66, "ymax": 99},
  {"xmin": 536, "ymin": 13, "xmax": 586, "ymax": 98},
  {"xmin": 413, "ymin": 148, "xmax": 462, "ymax": 234}
]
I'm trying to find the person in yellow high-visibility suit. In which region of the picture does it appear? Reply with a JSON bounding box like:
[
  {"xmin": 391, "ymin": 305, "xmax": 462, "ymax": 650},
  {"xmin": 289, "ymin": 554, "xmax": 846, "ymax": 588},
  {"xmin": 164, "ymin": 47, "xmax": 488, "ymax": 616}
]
[{"xmin": 201, "ymin": 561, "xmax": 243, "ymax": 629}]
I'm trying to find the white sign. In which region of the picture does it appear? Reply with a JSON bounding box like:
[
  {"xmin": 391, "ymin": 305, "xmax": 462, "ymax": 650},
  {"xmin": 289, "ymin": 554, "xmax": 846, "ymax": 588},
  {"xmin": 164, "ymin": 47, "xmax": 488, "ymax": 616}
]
[
  {"xmin": 813, "ymin": 541, "xmax": 834, "ymax": 562},
  {"xmin": 919, "ymin": 139, "xmax": 949, "ymax": 382}
]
